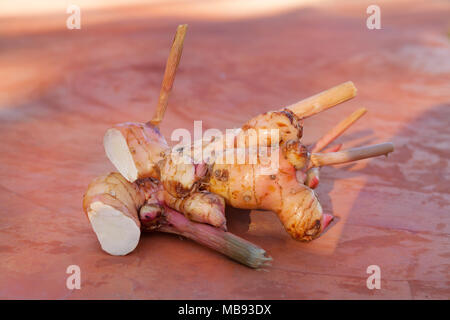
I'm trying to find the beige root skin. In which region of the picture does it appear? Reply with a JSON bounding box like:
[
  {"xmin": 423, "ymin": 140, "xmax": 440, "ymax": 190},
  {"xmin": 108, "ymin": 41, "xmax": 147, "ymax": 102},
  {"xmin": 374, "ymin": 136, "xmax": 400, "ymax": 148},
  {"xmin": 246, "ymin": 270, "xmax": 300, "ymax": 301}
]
[
  {"xmin": 209, "ymin": 152, "xmax": 325, "ymax": 241},
  {"xmin": 239, "ymin": 108, "xmax": 303, "ymax": 146},
  {"xmin": 283, "ymin": 139, "xmax": 309, "ymax": 170},
  {"xmin": 269, "ymin": 156, "xmax": 325, "ymax": 241},
  {"xmin": 159, "ymin": 151, "xmax": 198, "ymax": 197},
  {"xmin": 162, "ymin": 190, "xmax": 227, "ymax": 230}
]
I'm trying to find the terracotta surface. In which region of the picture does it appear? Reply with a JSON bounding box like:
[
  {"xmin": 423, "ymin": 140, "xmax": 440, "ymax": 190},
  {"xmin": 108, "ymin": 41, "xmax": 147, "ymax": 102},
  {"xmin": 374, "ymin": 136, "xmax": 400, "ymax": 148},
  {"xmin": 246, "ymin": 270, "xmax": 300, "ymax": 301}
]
[{"xmin": 0, "ymin": 0, "xmax": 449, "ymax": 299}]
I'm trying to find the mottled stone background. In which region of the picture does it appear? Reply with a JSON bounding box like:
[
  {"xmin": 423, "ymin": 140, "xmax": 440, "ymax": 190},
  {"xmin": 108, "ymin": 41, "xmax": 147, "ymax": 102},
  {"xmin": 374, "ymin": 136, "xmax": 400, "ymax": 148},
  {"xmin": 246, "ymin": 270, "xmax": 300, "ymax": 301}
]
[{"xmin": 0, "ymin": 0, "xmax": 448, "ymax": 299}]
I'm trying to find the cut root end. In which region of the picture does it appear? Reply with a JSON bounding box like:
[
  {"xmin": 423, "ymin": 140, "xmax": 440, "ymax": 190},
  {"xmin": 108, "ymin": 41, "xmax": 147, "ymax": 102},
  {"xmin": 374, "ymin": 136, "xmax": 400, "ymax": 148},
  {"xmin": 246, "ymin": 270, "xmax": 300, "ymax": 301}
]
[
  {"xmin": 87, "ymin": 201, "xmax": 141, "ymax": 256},
  {"xmin": 104, "ymin": 128, "xmax": 139, "ymax": 182}
]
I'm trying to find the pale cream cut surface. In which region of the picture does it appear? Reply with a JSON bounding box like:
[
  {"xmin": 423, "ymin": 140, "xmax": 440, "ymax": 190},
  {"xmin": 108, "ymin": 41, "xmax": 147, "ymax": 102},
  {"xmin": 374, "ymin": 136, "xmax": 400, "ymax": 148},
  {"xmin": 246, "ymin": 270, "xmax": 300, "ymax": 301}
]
[
  {"xmin": 104, "ymin": 128, "xmax": 138, "ymax": 182},
  {"xmin": 88, "ymin": 202, "xmax": 140, "ymax": 256}
]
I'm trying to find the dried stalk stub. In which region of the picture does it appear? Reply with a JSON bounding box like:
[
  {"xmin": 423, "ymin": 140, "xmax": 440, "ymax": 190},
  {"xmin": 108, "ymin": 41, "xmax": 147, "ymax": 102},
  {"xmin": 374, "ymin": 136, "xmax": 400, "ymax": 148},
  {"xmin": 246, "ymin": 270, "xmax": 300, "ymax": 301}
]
[
  {"xmin": 310, "ymin": 142, "xmax": 394, "ymax": 167},
  {"xmin": 151, "ymin": 24, "xmax": 188, "ymax": 126},
  {"xmin": 312, "ymin": 107, "xmax": 367, "ymax": 153},
  {"xmin": 286, "ymin": 81, "xmax": 357, "ymax": 119}
]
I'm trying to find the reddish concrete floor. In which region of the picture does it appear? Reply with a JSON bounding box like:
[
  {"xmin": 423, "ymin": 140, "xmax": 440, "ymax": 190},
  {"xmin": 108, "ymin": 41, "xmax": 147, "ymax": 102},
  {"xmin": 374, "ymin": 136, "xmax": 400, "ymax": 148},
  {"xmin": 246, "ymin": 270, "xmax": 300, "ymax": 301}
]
[{"xmin": 0, "ymin": 0, "xmax": 449, "ymax": 299}]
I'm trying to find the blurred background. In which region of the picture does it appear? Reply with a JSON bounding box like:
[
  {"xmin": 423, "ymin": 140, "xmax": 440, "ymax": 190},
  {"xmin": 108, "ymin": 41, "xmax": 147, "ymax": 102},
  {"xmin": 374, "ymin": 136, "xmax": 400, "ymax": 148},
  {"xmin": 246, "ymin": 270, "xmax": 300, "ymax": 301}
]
[{"xmin": 0, "ymin": 0, "xmax": 449, "ymax": 299}]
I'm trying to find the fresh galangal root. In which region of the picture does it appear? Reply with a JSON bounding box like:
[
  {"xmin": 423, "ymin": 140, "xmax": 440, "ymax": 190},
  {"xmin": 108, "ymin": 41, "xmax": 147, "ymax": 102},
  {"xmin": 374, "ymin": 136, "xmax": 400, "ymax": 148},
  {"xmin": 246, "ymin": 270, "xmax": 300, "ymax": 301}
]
[
  {"xmin": 104, "ymin": 81, "xmax": 394, "ymax": 242},
  {"xmin": 87, "ymin": 25, "xmax": 395, "ymax": 269},
  {"xmin": 83, "ymin": 172, "xmax": 271, "ymax": 268}
]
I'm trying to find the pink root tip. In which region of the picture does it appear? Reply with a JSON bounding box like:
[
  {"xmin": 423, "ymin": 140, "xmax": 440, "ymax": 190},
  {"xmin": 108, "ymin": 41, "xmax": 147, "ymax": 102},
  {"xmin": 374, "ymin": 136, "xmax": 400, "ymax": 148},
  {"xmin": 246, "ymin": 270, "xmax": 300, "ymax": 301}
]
[
  {"xmin": 321, "ymin": 214, "xmax": 334, "ymax": 231},
  {"xmin": 308, "ymin": 176, "xmax": 319, "ymax": 189}
]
